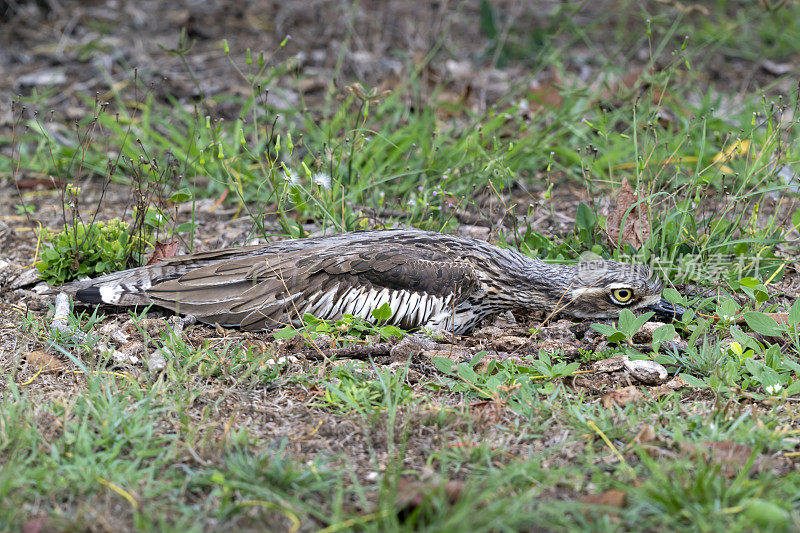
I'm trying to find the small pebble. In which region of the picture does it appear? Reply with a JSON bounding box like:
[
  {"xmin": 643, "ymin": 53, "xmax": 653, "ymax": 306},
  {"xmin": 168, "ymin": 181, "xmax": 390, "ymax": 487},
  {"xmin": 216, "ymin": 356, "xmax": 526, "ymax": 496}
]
[
  {"xmin": 624, "ymin": 359, "xmax": 668, "ymax": 385},
  {"xmin": 148, "ymin": 348, "xmax": 169, "ymax": 372}
]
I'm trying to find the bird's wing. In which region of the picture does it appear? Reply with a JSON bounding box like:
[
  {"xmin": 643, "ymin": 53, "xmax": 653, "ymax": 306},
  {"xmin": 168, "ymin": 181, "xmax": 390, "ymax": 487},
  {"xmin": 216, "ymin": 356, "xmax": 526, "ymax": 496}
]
[
  {"xmin": 146, "ymin": 241, "xmax": 482, "ymax": 330},
  {"xmin": 64, "ymin": 245, "xmax": 267, "ymax": 306}
]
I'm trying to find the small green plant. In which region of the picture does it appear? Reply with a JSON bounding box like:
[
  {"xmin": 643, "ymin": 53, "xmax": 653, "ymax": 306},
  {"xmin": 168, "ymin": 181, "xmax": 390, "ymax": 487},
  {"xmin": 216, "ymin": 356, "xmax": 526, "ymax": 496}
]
[
  {"xmin": 590, "ymin": 307, "xmax": 680, "ymax": 366},
  {"xmin": 678, "ymin": 297, "xmax": 800, "ymax": 396},
  {"xmin": 36, "ymin": 219, "xmax": 136, "ymax": 285},
  {"xmin": 165, "ymin": 334, "xmax": 283, "ymax": 386},
  {"xmin": 431, "ymin": 349, "xmax": 580, "ymax": 399},
  {"xmin": 528, "ymin": 350, "xmax": 582, "ymax": 379},
  {"xmin": 18, "ymin": 299, "xmax": 105, "ymax": 362},
  {"xmin": 14, "ymin": 203, "xmax": 35, "ymax": 216},
  {"xmin": 590, "ymin": 308, "xmax": 655, "ymax": 344},
  {"xmin": 322, "ymin": 365, "xmax": 413, "ymax": 415},
  {"xmin": 573, "ymin": 202, "xmax": 599, "ymax": 246},
  {"xmin": 272, "ymin": 303, "xmax": 406, "ymax": 346}
]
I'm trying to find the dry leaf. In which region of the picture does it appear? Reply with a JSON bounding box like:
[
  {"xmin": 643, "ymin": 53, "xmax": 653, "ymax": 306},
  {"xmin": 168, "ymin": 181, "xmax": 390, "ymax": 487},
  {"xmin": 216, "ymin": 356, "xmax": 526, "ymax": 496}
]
[
  {"xmin": 581, "ymin": 489, "xmax": 627, "ymax": 508},
  {"xmin": 580, "ymin": 489, "xmax": 627, "ymax": 523},
  {"xmin": 651, "ymin": 376, "xmax": 688, "ymax": 398},
  {"xmin": 679, "ymin": 441, "xmax": 779, "ymax": 478},
  {"xmin": 601, "ymin": 386, "xmax": 643, "ymax": 408},
  {"xmin": 526, "ymin": 79, "xmax": 564, "ymax": 111},
  {"xmin": 469, "ymin": 399, "xmax": 506, "ymax": 423},
  {"xmin": 14, "ymin": 175, "xmax": 63, "ymax": 190},
  {"xmin": 705, "ymin": 441, "xmax": 754, "ymax": 468},
  {"xmin": 145, "ymin": 240, "xmax": 180, "ymax": 265},
  {"xmin": 765, "ymin": 313, "xmax": 790, "ymax": 325},
  {"xmin": 634, "ymin": 424, "xmax": 657, "ymax": 445},
  {"xmin": 395, "ymin": 478, "xmax": 464, "ymax": 517},
  {"xmin": 22, "ymin": 518, "xmax": 46, "ymax": 533},
  {"xmin": 655, "ymin": 0, "xmax": 710, "ymax": 15},
  {"xmin": 25, "ymin": 351, "xmax": 66, "ymax": 372},
  {"xmin": 606, "ymin": 179, "xmax": 651, "ymax": 249}
]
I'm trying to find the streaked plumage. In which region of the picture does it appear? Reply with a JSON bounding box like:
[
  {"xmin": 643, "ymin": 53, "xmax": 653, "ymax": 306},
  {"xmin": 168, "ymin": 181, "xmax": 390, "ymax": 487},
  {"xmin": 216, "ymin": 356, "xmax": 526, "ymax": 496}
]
[{"xmin": 58, "ymin": 229, "xmax": 684, "ymax": 334}]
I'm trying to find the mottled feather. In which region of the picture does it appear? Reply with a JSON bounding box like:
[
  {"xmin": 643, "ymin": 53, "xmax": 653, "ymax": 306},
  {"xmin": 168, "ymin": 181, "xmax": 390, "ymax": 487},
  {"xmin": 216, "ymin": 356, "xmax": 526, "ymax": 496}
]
[{"xmin": 59, "ymin": 229, "xmax": 681, "ymax": 334}]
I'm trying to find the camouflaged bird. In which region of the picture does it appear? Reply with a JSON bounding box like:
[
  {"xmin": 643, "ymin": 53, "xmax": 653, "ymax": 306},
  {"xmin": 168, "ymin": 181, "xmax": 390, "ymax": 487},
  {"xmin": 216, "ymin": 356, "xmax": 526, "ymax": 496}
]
[{"xmin": 58, "ymin": 229, "xmax": 685, "ymax": 334}]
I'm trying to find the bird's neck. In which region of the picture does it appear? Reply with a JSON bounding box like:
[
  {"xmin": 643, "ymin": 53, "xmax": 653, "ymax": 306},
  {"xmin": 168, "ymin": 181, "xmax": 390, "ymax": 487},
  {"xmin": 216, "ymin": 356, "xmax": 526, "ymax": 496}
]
[
  {"xmin": 484, "ymin": 246, "xmax": 576, "ymax": 287},
  {"xmin": 521, "ymin": 258, "xmax": 577, "ymax": 288}
]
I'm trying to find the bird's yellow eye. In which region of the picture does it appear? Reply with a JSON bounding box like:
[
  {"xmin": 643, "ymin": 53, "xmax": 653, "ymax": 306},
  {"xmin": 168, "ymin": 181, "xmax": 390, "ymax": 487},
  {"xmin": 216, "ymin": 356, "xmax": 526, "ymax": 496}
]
[{"xmin": 611, "ymin": 288, "xmax": 633, "ymax": 304}]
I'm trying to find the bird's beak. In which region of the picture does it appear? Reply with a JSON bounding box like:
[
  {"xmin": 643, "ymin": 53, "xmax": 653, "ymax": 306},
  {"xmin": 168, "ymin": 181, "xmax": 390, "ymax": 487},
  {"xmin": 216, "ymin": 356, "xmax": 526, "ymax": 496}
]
[{"xmin": 645, "ymin": 298, "xmax": 687, "ymax": 321}]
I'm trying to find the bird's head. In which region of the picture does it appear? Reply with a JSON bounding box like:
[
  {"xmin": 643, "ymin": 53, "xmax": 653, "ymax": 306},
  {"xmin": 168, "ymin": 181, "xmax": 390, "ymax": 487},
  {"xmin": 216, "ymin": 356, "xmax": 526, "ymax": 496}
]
[{"xmin": 556, "ymin": 260, "xmax": 684, "ymax": 321}]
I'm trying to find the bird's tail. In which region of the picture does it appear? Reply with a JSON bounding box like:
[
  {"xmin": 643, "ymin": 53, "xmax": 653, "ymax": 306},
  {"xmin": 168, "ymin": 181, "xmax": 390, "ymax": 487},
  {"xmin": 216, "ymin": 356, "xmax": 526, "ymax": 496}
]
[
  {"xmin": 52, "ymin": 245, "xmax": 268, "ymax": 307},
  {"xmin": 57, "ymin": 264, "xmax": 170, "ymax": 306}
]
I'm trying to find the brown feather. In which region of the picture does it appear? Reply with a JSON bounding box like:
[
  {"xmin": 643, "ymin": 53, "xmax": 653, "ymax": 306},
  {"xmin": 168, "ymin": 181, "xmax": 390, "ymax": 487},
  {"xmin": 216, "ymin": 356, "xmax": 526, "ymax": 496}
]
[{"xmin": 58, "ymin": 229, "xmax": 675, "ymax": 334}]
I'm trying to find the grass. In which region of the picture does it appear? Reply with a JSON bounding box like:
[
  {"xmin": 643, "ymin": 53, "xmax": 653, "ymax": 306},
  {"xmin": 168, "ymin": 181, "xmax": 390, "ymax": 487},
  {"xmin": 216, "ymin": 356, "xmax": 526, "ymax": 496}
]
[{"xmin": 3, "ymin": 0, "xmax": 800, "ymax": 530}]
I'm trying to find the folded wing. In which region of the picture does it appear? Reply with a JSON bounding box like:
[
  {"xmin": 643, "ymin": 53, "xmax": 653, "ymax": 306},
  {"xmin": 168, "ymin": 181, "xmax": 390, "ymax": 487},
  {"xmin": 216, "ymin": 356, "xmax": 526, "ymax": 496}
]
[{"xmin": 146, "ymin": 240, "xmax": 481, "ymax": 330}]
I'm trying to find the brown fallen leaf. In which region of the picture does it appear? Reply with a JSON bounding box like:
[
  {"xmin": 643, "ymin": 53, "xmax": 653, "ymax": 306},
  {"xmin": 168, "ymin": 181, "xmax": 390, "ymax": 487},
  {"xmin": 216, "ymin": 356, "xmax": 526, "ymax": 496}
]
[
  {"xmin": 15, "ymin": 175, "xmax": 63, "ymax": 190},
  {"xmin": 704, "ymin": 441, "xmax": 754, "ymax": 464},
  {"xmin": 651, "ymin": 376, "xmax": 688, "ymax": 398},
  {"xmin": 580, "ymin": 489, "xmax": 627, "ymax": 523},
  {"xmin": 24, "ymin": 351, "xmax": 66, "ymax": 372},
  {"xmin": 606, "ymin": 179, "xmax": 651, "ymax": 250},
  {"xmin": 655, "ymin": 0, "xmax": 710, "ymax": 15},
  {"xmin": 145, "ymin": 240, "xmax": 180, "ymax": 265},
  {"xmin": 765, "ymin": 312, "xmax": 790, "ymax": 326},
  {"xmin": 469, "ymin": 399, "xmax": 506, "ymax": 423},
  {"xmin": 395, "ymin": 478, "xmax": 465, "ymax": 518},
  {"xmin": 581, "ymin": 489, "xmax": 627, "ymax": 508},
  {"xmin": 21, "ymin": 517, "xmax": 46, "ymax": 533},
  {"xmin": 601, "ymin": 386, "xmax": 643, "ymax": 408},
  {"xmin": 634, "ymin": 424, "xmax": 657, "ymax": 445},
  {"xmin": 526, "ymin": 78, "xmax": 564, "ymax": 112},
  {"xmin": 679, "ymin": 441, "xmax": 778, "ymax": 478}
]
